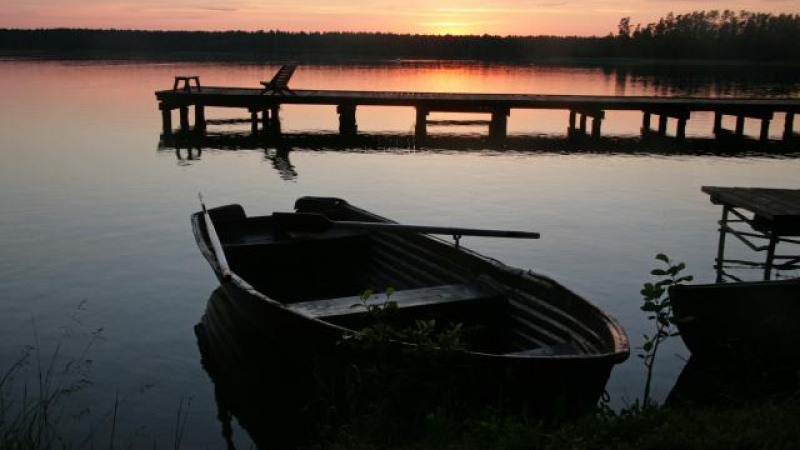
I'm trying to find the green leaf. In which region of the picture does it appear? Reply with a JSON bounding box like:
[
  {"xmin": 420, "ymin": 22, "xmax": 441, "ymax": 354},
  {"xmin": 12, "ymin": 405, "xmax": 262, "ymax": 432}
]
[
  {"xmin": 643, "ymin": 341, "xmax": 653, "ymax": 351},
  {"xmin": 651, "ymin": 269, "xmax": 667, "ymax": 276},
  {"xmin": 655, "ymin": 253, "xmax": 669, "ymax": 263}
]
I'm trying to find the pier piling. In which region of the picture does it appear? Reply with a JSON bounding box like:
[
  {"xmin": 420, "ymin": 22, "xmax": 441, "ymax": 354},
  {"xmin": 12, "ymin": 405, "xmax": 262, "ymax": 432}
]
[
  {"xmin": 338, "ymin": 104, "xmax": 357, "ymax": 137},
  {"xmin": 415, "ymin": 108, "xmax": 429, "ymax": 141},
  {"xmin": 195, "ymin": 104, "xmax": 206, "ymax": 132},
  {"xmin": 160, "ymin": 105, "xmax": 172, "ymax": 136},
  {"xmin": 179, "ymin": 106, "xmax": 190, "ymax": 132},
  {"xmin": 489, "ymin": 108, "xmax": 509, "ymax": 141}
]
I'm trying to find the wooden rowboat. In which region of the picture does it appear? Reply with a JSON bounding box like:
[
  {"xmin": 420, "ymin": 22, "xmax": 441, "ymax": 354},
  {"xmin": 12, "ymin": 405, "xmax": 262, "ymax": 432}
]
[
  {"xmin": 191, "ymin": 196, "xmax": 629, "ymax": 413},
  {"xmin": 670, "ymin": 279, "xmax": 800, "ymax": 367}
]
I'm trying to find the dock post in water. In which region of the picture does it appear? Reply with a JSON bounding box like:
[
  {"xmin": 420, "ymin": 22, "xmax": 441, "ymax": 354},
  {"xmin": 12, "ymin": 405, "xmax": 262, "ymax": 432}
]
[
  {"xmin": 160, "ymin": 103, "xmax": 172, "ymax": 136},
  {"xmin": 735, "ymin": 116, "xmax": 746, "ymax": 136},
  {"xmin": 415, "ymin": 107, "xmax": 429, "ymax": 141},
  {"xmin": 760, "ymin": 116, "xmax": 772, "ymax": 142},
  {"xmin": 249, "ymin": 107, "xmax": 259, "ymax": 135},
  {"xmin": 642, "ymin": 108, "xmax": 690, "ymax": 141},
  {"xmin": 715, "ymin": 110, "xmax": 774, "ymax": 142},
  {"xmin": 785, "ymin": 113, "xmax": 796, "ymax": 142},
  {"xmin": 195, "ymin": 103, "xmax": 206, "ymax": 132},
  {"xmin": 270, "ymin": 105, "xmax": 282, "ymax": 136},
  {"xmin": 489, "ymin": 108, "xmax": 509, "ymax": 141},
  {"xmin": 179, "ymin": 106, "xmax": 190, "ymax": 132},
  {"xmin": 591, "ymin": 111, "xmax": 604, "ymax": 138},
  {"xmin": 569, "ymin": 109, "xmax": 603, "ymax": 138},
  {"xmin": 337, "ymin": 104, "xmax": 357, "ymax": 137}
]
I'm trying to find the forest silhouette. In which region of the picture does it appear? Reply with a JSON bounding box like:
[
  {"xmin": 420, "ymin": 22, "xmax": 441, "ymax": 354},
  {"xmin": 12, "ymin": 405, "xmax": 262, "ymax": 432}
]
[{"xmin": 1, "ymin": 11, "xmax": 798, "ymax": 62}]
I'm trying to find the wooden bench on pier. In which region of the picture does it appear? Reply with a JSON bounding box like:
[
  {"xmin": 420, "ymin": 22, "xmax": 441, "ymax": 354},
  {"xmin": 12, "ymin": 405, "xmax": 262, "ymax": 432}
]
[
  {"xmin": 261, "ymin": 64, "xmax": 297, "ymax": 95},
  {"xmin": 173, "ymin": 75, "xmax": 201, "ymax": 92},
  {"xmin": 285, "ymin": 283, "xmax": 494, "ymax": 319}
]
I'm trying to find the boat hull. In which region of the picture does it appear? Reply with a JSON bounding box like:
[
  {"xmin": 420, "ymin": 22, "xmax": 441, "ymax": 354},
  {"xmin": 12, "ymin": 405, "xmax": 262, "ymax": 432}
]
[
  {"xmin": 670, "ymin": 279, "xmax": 800, "ymax": 368},
  {"xmin": 192, "ymin": 196, "xmax": 629, "ymax": 417}
]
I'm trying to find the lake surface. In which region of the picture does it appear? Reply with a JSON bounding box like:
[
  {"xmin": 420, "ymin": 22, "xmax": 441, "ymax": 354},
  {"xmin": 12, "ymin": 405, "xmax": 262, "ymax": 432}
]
[{"xmin": 1, "ymin": 60, "xmax": 798, "ymax": 447}]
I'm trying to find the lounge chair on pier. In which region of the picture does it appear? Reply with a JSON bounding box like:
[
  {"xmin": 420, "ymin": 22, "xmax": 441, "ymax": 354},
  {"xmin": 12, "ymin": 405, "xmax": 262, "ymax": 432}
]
[{"xmin": 261, "ymin": 64, "xmax": 297, "ymax": 95}]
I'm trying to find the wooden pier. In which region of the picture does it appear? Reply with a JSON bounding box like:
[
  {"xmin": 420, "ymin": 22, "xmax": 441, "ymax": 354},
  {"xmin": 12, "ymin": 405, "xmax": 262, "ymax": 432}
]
[
  {"xmin": 155, "ymin": 76, "xmax": 800, "ymax": 146},
  {"xmin": 704, "ymin": 186, "xmax": 800, "ymax": 282}
]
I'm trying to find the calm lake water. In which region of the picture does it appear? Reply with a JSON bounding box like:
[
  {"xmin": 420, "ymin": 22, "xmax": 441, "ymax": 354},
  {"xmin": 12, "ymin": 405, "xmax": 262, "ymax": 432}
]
[{"xmin": 1, "ymin": 59, "xmax": 799, "ymax": 447}]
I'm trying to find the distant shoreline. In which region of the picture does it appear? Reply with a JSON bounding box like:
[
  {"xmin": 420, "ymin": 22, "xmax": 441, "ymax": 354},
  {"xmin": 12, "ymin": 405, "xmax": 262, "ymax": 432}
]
[
  {"xmin": 2, "ymin": 50, "xmax": 800, "ymax": 69},
  {"xmin": 1, "ymin": 22, "xmax": 799, "ymax": 64}
]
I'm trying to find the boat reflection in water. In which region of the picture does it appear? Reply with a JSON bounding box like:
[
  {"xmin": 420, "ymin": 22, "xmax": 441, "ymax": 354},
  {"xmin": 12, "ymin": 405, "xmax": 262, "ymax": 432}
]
[
  {"xmin": 195, "ymin": 288, "xmax": 338, "ymax": 450},
  {"xmin": 667, "ymin": 355, "xmax": 800, "ymax": 407}
]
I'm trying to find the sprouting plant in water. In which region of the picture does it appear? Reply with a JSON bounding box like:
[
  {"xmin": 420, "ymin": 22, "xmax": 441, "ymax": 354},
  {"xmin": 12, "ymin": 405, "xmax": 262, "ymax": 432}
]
[{"xmin": 639, "ymin": 253, "xmax": 693, "ymax": 406}]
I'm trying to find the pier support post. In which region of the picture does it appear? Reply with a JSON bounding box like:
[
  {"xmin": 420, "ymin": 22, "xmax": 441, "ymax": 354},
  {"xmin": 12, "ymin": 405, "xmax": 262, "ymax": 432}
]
[
  {"xmin": 489, "ymin": 108, "xmax": 509, "ymax": 141},
  {"xmin": 714, "ymin": 206, "xmax": 730, "ymax": 283},
  {"xmin": 261, "ymin": 106, "xmax": 270, "ymax": 133},
  {"xmin": 160, "ymin": 104, "xmax": 172, "ymax": 136},
  {"xmin": 677, "ymin": 117, "xmax": 687, "ymax": 140},
  {"xmin": 249, "ymin": 107, "xmax": 259, "ymax": 135},
  {"xmin": 337, "ymin": 104, "xmax": 357, "ymax": 137},
  {"xmin": 735, "ymin": 116, "xmax": 745, "ymax": 137},
  {"xmin": 591, "ymin": 111, "xmax": 604, "ymax": 138},
  {"xmin": 570, "ymin": 109, "xmax": 603, "ymax": 139},
  {"xmin": 713, "ymin": 112, "xmax": 723, "ymax": 136},
  {"xmin": 760, "ymin": 118, "xmax": 771, "ymax": 142},
  {"xmin": 415, "ymin": 107, "xmax": 429, "ymax": 141},
  {"xmin": 642, "ymin": 109, "xmax": 689, "ymax": 141},
  {"xmin": 269, "ymin": 105, "xmax": 281, "ymax": 136},
  {"xmin": 785, "ymin": 112, "xmax": 796, "ymax": 141},
  {"xmin": 179, "ymin": 106, "xmax": 190, "ymax": 132},
  {"xmin": 194, "ymin": 104, "xmax": 206, "ymax": 132},
  {"xmin": 658, "ymin": 115, "xmax": 668, "ymax": 136}
]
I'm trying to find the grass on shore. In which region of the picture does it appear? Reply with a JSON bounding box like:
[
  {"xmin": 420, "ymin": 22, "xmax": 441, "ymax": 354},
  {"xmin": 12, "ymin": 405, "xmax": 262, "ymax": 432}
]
[{"xmin": 322, "ymin": 396, "xmax": 800, "ymax": 450}]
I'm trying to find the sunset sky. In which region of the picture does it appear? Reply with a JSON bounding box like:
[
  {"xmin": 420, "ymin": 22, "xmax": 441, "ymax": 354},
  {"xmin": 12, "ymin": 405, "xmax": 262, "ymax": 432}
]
[{"xmin": 3, "ymin": 1, "xmax": 798, "ymax": 37}]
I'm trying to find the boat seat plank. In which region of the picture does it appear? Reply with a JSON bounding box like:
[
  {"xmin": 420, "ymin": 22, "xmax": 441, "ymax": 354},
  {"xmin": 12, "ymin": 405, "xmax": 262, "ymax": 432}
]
[{"xmin": 286, "ymin": 283, "xmax": 494, "ymax": 318}]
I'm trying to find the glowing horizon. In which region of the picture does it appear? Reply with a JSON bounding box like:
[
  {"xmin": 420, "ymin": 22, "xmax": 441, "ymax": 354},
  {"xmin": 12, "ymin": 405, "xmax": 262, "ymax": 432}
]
[{"xmin": 3, "ymin": 1, "xmax": 798, "ymax": 37}]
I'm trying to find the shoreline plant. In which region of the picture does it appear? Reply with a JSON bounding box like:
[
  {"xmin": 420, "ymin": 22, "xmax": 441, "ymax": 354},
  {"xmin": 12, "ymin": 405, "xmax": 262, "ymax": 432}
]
[{"xmin": 638, "ymin": 253, "xmax": 693, "ymax": 405}]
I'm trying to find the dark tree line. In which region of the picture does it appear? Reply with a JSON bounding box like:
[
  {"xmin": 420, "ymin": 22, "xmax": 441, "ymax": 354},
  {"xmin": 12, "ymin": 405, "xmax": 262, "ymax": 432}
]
[
  {"xmin": 614, "ymin": 10, "xmax": 800, "ymax": 60},
  {"xmin": 0, "ymin": 11, "xmax": 797, "ymax": 62}
]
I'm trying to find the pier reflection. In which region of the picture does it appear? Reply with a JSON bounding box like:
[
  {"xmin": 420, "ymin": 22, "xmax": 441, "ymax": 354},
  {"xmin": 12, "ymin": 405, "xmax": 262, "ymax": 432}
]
[
  {"xmin": 159, "ymin": 130, "xmax": 799, "ymax": 171},
  {"xmin": 160, "ymin": 133, "xmax": 298, "ymax": 180}
]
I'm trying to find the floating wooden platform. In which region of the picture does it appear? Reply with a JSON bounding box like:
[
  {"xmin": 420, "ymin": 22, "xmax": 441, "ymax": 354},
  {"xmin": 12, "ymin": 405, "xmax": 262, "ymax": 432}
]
[
  {"xmin": 703, "ymin": 186, "xmax": 800, "ymax": 282},
  {"xmin": 155, "ymin": 80, "xmax": 800, "ymax": 145}
]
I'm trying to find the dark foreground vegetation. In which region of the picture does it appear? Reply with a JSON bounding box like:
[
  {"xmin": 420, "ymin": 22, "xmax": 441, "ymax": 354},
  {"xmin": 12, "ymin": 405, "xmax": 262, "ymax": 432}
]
[
  {"xmin": 1, "ymin": 11, "xmax": 799, "ymax": 62},
  {"xmin": 4, "ymin": 260, "xmax": 799, "ymax": 449},
  {"xmin": 325, "ymin": 399, "xmax": 800, "ymax": 450}
]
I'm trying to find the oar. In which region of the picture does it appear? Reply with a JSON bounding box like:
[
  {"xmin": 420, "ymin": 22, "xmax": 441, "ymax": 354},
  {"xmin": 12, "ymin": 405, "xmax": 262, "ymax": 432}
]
[
  {"xmin": 199, "ymin": 193, "xmax": 232, "ymax": 279},
  {"xmin": 273, "ymin": 212, "xmax": 540, "ymax": 243}
]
